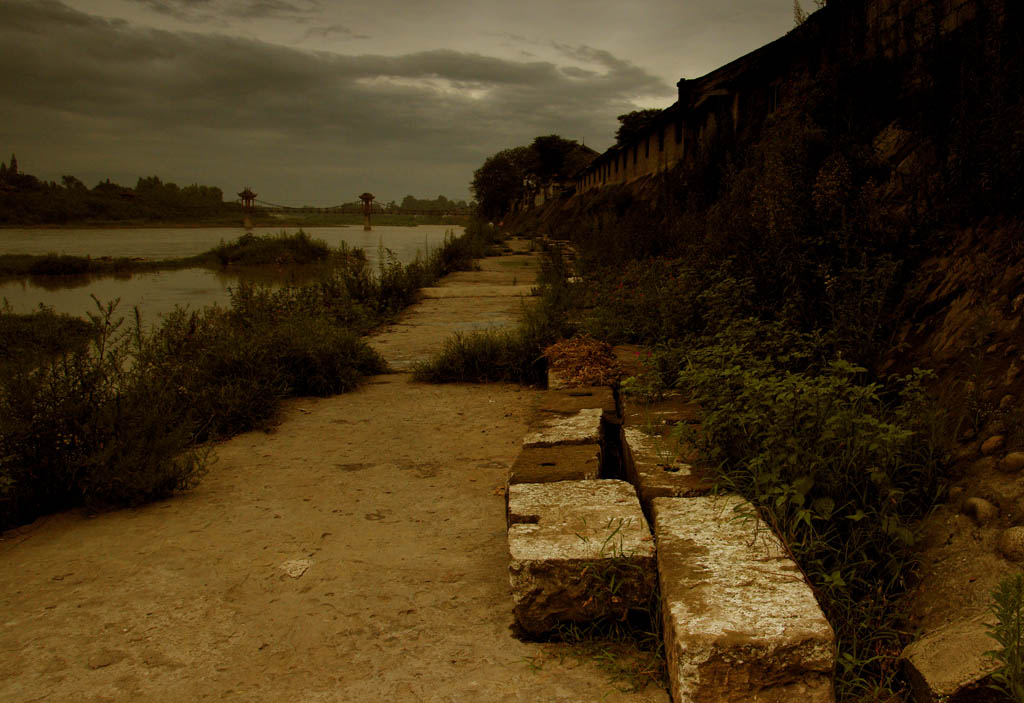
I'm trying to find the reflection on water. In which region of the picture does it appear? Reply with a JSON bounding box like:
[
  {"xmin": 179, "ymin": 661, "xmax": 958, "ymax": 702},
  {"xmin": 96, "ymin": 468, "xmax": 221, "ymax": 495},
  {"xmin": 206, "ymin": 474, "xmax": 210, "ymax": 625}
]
[{"xmin": 0, "ymin": 224, "xmax": 461, "ymax": 321}]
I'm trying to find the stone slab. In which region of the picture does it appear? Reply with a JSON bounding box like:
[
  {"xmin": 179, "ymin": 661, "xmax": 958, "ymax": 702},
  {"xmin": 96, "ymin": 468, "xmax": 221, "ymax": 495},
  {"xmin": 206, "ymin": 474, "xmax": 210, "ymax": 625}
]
[
  {"xmin": 534, "ymin": 386, "xmax": 619, "ymax": 424},
  {"xmin": 508, "ymin": 480, "xmax": 657, "ymax": 635},
  {"xmin": 522, "ymin": 408, "xmax": 603, "ymax": 448},
  {"xmin": 622, "ymin": 393, "xmax": 701, "ymax": 430},
  {"xmin": 509, "ymin": 444, "xmax": 601, "ymax": 485},
  {"xmin": 623, "ymin": 428, "xmax": 710, "ymax": 512},
  {"xmin": 653, "ymin": 496, "xmax": 835, "ymax": 703},
  {"xmin": 902, "ymin": 613, "xmax": 1001, "ymax": 703}
]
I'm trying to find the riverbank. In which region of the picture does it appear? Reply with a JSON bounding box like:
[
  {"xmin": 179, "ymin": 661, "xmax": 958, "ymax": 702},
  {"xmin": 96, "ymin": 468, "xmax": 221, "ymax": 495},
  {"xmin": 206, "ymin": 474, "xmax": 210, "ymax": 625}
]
[
  {"xmin": 0, "ymin": 238, "xmax": 667, "ymax": 702},
  {"xmin": 0, "ymin": 213, "xmax": 467, "ymax": 230},
  {"xmin": 0, "ymin": 225, "xmax": 497, "ymax": 531}
]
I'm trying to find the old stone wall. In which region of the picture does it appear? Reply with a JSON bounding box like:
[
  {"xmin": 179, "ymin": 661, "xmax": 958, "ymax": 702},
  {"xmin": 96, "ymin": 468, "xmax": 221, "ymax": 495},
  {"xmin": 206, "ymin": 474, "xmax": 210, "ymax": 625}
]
[{"xmin": 574, "ymin": 0, "xmax": 1009, "ymax": 194}]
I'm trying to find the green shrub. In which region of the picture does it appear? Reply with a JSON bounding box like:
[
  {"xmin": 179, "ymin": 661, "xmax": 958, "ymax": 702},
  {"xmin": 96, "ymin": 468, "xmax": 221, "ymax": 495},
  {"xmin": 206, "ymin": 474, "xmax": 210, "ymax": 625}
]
[
  {"xmin": 672, "ymin": 319, "xmax": 946, "ymax": 701},
  {"xmin": 210, "ymin": 230, "xmax": 332, "ymax": 266},
  {"xmin": 0, "ymin": 302, "xmax": 97, "ymax": 372},
  {"xmin": 26, "ymin": 253, "xmax": 93, "ymax": 276},
  {"xmin": 0, "ymin": 301, "xmax": 208, "ymax": 529}
]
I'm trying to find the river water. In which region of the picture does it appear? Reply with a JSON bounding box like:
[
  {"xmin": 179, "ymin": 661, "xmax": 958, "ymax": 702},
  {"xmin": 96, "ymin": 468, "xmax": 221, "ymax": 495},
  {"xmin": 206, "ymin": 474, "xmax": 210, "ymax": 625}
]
[{"xmin": 0, "ymin": 225, "xmax": 460, "ymax": 321}]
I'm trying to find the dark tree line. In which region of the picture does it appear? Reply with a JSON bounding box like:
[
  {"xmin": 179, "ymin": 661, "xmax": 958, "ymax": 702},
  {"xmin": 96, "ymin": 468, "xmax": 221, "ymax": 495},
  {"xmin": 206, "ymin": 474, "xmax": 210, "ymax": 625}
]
[{"xmin": 0, "ymin": 157, "xmax": 236, "ymax": 225}]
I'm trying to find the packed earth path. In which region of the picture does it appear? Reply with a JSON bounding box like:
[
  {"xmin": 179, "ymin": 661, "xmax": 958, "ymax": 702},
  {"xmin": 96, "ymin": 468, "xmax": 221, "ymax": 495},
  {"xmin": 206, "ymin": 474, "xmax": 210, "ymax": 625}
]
[{"xmin": 0, "ymin": 239, "xmax": 670, "ymax": 702}]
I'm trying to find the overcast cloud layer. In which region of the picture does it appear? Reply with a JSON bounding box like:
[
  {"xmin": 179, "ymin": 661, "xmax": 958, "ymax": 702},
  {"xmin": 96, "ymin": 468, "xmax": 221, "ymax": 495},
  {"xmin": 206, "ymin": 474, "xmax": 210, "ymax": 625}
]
[{"xmin": 1, "ymin": 0, "xmax": 792, "ymax": 204}]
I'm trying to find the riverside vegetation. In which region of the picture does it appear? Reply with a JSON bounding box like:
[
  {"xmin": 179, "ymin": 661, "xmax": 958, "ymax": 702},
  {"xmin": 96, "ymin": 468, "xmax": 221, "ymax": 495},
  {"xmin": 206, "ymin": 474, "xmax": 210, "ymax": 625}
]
[{"xmin": 0, "ymin": 225, "xmax": 499, "ymax": 531}]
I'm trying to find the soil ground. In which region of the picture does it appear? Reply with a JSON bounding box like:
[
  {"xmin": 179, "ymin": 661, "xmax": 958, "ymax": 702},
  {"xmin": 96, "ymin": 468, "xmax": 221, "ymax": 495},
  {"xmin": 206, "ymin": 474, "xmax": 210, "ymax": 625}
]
[{"xmin": 0, "ymin": 241, "xmax": 669, "ymax": 702}]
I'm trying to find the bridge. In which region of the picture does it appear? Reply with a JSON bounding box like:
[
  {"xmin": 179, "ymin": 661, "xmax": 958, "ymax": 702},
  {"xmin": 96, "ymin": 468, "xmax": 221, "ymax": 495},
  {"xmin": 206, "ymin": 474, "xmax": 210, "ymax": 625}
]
[{"xmin": 247, "ymin": 198, "xmax": 471, "ymax": 218}]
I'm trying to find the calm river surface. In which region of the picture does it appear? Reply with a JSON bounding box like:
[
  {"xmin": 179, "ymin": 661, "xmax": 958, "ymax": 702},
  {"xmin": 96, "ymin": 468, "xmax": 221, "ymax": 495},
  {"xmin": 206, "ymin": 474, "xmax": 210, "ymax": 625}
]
[{"xmin": 0, "ymin": 224, "xmax": 460, "ymax": 321}]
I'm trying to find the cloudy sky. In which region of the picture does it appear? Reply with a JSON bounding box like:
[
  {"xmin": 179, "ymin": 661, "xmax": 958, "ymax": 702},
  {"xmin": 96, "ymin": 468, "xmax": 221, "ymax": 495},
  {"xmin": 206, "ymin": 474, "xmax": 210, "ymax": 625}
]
[{"xmin": 1, "ymin": 0, "xmax": 793, "ymax": 206}]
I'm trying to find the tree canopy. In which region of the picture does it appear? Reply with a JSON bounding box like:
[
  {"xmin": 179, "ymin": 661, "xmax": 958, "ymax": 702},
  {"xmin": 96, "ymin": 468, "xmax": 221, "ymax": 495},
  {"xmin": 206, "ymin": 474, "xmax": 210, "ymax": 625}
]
[
  {"xmin": 614, "ymin": 109, "xmax": 663, "ymax": 146},
  {"xmin": 471, "ymin": 135, "xmax": 595, "ymax": 221}
]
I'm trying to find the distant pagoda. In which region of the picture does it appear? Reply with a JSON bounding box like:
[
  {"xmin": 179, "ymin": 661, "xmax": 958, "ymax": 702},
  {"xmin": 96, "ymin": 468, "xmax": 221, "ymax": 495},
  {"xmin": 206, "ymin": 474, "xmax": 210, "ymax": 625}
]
[
  {"xmin": 359, "ymin": 192, "xmax": 375, "ymax": 231},
  {"xmin": 238, "ymin": 186, "xmax": 257, "ymax": 210}
]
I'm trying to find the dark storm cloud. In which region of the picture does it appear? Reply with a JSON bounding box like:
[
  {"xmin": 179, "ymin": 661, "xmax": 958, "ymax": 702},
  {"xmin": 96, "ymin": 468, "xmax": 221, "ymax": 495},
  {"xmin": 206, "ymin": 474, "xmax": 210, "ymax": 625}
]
[
  {"xmin": 0, "ymin": 0, "xmax": 669, "ymax": 200},
  {"xmin": 303, "ymin": 23, "xmax": 371, "ymax": 41},
  {"xmin": 127, "ymin": 0, "xmax": 221, "ymax": 24}
]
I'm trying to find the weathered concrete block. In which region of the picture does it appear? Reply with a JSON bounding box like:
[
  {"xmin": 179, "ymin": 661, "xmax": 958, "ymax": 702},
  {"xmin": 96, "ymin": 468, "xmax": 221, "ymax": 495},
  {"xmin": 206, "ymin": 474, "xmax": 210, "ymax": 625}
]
[
  {"xmin": 623, "ymin": 428, "xmax": 709, "ymax": 513},
  {"xmin": 508, "ymin": 480, "xmax": 656, "ymax": 635},
  {"xmin": 653, "ymin": 496, "xmax": 835, "ymax": 703},
  {"xmin": 509, "ymin": 444, "xmax": 601, "ymax": 485},
  {"xmin": 522, "ymin": 408, "xmax": 603, "ymax": 448},
  {"xmin": 902, "ymin": 613, "xmax": 1001, "ymax": 703},
  {"xmin": 534, "ymin": 386, "xmax": 619, "ymax": 424}
]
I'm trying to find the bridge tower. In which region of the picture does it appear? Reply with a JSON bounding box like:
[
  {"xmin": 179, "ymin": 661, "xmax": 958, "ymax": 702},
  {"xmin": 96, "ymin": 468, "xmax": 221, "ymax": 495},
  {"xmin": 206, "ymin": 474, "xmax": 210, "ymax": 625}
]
[
  {"xmin": 359, "ymin": 192, "xmax": 375, "ymax": 231},
  {"xmin": 238, "ymin": 186, "xmax": 257, "ymax": 211}
]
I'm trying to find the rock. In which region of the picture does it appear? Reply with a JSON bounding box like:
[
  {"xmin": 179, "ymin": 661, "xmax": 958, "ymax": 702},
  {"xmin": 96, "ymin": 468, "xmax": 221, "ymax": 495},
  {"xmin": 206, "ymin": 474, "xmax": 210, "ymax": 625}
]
[
  {"xmin": 999, "ymin": 394, "xmax": 1015, "ymax": 411},
  {"xmin": 997, "ymin": 452, "xmax": 1024, "ymax": 474},
  {"xmin": 87, "ymin": 649, "xmax": 126, "ymax": 670},
  {"xmin": 970, "ymin": 456, "xmax": 997, "ymax": 475},
  {"xmin": 507, "ymin": 480, "xmax": 656, "ymax": 635},
  {"xmin": 1007, "ymin": 361, "xmax": 1021, "ymax": 385},
  {"xmin": 902, "ymin": 613, "xmax": 1000, "ymax": 703},
  {"xmin": 522, "ymin": 409, "xmax": 603, "ymax": 448},
  {"xmin": 962, "ymin": 497, "xmax": 998, "ymax": 526},
  {"xmin": 998, "ymin": 526, "xmax": 1024, "ymax": 561},
  {"xmin": 652, "ymin": 495, "xmax": 835, "ymax": 703},
  {"xmin": 981, "ymin": 436, "xmax": 1005, "ymax": 456},
  {"xmin": 279, "ymin": 559, "xmax": 312, "ymax": 578}
]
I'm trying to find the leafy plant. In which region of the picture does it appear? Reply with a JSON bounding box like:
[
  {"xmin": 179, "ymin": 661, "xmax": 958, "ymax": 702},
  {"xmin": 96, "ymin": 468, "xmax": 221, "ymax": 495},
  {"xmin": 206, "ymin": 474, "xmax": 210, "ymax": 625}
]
[{"xmin": 987, "ymin": 573, "xmax": 1024, "ymax": 702}]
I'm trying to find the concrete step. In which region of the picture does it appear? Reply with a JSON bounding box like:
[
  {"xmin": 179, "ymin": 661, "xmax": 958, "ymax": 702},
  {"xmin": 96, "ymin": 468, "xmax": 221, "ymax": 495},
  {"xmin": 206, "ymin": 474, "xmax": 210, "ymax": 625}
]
[
  {"xmin": 652, "ymin": 495, "xmax": 835, "ymax": 703},
  {"xmin": 507, "ymin": 479, "xmax": 657, "ymax": 636}
]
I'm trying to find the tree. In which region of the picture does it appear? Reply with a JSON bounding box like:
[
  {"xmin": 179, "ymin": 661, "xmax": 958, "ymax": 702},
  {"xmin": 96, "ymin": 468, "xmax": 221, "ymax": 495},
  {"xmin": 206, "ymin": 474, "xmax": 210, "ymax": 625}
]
[
  {"xmin": 471, "ymin": 146, "xmax": 533, "ymax": 221},
  {"xmin": 615, "ymin": 109, "xmax": 662, "ymax": 146}
]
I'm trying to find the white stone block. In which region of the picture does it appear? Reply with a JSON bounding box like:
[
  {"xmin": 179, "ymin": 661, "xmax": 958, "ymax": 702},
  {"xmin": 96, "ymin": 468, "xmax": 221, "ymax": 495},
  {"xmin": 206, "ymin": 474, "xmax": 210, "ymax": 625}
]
[{"xmin": 653, "ymin": 495, "xmax": 835, "ymax": 703}]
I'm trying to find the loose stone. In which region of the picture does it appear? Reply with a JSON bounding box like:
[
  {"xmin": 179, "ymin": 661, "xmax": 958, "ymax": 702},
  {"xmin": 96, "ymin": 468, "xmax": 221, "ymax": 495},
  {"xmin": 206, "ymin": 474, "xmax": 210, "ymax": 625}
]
[
  {"xmin": 997, "ymin": 526, "xmax": 1024, "ymax": 561},
  {"xmin": 981, "ymin": 435, "xmax": 1006, "ymax": 456},
  {"xmin": 997, "ymin": 452, "xmax": 1024, "ymax": 474},
  {"xmin": 961, "ymin": 497, "xmax": 998, "ymax": 526}
]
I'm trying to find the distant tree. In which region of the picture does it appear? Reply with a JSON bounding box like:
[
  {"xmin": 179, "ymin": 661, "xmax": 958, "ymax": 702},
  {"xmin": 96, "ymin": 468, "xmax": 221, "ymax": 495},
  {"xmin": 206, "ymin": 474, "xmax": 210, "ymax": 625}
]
[
  {"xmin": 61, "ymin": 175, "xmax": 86, "ymax": 192},
  {"xmin": 471, "ymin": 146, "xmax": 533, "ymax": 221},
  {"xmin": 615, "ymin": 109, "xmax": 662, "ymax": 146}
]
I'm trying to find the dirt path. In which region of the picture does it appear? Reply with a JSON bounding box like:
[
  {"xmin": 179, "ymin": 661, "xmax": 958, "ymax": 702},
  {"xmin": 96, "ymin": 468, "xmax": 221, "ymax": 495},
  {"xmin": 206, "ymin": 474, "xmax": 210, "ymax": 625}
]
[{"xmin": 0, "ymin": 243, "xmax": 669, "ymax": 702}]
